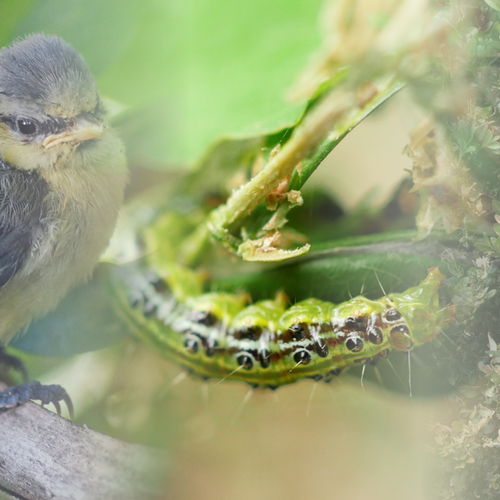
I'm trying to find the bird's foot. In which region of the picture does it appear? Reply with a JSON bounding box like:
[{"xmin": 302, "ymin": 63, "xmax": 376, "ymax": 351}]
[
  {"xmin": 0, "ymin": 345, "xmax": 28, "ymax": 383},
  {"xmin": 0, "ymin": 380, "xmax": 74, "ymax": 419}
]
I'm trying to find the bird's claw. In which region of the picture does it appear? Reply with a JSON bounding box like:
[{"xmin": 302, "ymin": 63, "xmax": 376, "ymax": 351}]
[{"xmin": 0, "ymin": 380, "xmax": 74, "ymax": 419}]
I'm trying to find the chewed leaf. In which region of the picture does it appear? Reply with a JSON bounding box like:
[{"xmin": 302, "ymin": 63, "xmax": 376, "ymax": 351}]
[{"xmin": 238, "ymin": 238, "xmax": 310, "ymax": 262}]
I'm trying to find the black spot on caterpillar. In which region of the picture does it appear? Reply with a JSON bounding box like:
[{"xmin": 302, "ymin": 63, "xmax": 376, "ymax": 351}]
[{"xmin": 110, "ymin": 264, "xmax": 450, "ymax": 388}]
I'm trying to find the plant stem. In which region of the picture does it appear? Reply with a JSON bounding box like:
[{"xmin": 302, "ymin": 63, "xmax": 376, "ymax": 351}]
[{"xmin": 207, "ymin": 75, "xmax": 404, "ymax": 256}]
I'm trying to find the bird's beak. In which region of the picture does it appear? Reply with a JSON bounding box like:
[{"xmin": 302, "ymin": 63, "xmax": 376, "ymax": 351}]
[{"xmin": 42, "ymin": 116, "xmax": 103, "ymax": 149}]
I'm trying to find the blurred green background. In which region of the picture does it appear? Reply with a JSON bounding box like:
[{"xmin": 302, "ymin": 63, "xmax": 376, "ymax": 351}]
[{"xmin": 0, "ymin": 0, "xmax": 324, "ymax": 165}]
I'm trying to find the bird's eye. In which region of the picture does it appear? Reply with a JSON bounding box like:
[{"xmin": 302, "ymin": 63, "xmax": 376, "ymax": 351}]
[{"xmin": 17, "ymin": 118, "xmax": 37, "ymax": 135}]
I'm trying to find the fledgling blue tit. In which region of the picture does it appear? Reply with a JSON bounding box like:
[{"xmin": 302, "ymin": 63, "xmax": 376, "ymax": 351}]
[{"xmin": 0, "ymin": 34, "xmax": 127, "ymax": 414}]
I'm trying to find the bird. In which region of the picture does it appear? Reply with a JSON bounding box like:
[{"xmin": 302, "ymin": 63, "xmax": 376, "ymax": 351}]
[{"xmin": 0, "ymin": 34, "xmax": 128, "ymax": 416}]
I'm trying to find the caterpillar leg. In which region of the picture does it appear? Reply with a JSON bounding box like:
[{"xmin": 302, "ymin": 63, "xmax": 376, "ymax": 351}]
[
  {"xmin": 323, "ymin": 369, "xmax": 343, "ymax": 383},
  {"xmin": 0, "ymin": 380, "xmax": 74, "ymax": 419}
]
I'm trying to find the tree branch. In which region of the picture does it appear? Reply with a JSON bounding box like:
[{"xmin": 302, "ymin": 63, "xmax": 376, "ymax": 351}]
[{"xmin": 0, "ymin": 389, "xmax": 168, "ymax": 500}]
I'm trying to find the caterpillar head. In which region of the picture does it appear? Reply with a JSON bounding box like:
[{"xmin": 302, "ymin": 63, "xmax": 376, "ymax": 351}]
[{"xmin": 383, "ymin": 267, "xmax": 447, "ymax": 350}]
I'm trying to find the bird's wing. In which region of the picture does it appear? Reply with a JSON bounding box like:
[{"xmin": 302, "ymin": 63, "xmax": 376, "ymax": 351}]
[{"xmin": 0, "ymin": 160, "xmax": 48, "ymax": 288}]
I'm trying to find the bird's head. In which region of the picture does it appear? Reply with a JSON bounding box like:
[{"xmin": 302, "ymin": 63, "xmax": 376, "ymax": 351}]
[{"xmin": 0, "ymin": 34, "xmax": 110, "ymax": 172}]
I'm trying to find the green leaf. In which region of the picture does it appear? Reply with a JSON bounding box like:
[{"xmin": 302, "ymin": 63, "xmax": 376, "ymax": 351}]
[
  {"xmin": 12, "ymin": 264, "xmax": 130, "ymax": 356},
  {"xmin": 493, "ymin": 236, "xmax": 500, "ymax": 252},
  {"xmin": 184, "ymin": 69, "xmax": 351, "ymax": 200},
  {"xmin": 492, "ymin": 199, "xmax": 500, "ymax": 215},
  {"xmin": 212, "ymin": 232, "xmax": 469, "ymax": 303},
  {"xmin": 486, "ymin": 0, "xmax": 500, "ymax": 12}
]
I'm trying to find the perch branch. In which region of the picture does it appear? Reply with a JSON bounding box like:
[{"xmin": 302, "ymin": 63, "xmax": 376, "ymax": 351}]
[{"xmin": 0, "ymin": 387, "xmax": 168, "ymax": 500}]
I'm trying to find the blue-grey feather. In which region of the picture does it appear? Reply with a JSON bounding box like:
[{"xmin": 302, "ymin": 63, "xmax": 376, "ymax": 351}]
[{"xmin": 0, "ymin": 34, "xmax": 97, "ymax": 108}]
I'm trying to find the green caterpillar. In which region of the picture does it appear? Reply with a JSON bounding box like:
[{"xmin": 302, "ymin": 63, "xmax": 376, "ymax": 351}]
[{"xmin": 110, "ymin": 262, "xmax": 449, "ymax": 388}]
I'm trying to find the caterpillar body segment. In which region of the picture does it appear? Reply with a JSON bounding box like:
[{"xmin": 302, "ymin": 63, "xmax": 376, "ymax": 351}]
[{"xmin": 110, "ymin": 263, "xmax": 448, "ymax": 388}]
